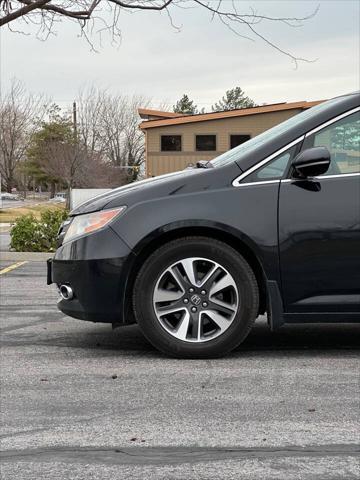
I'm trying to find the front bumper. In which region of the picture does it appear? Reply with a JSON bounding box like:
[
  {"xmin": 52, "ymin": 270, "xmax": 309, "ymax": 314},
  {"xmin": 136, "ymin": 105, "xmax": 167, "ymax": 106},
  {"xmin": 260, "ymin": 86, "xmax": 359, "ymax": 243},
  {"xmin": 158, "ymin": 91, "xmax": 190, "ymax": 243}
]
[{"xmin": 48, "ymin": 227, "xmax": 136, "ymax": 324}]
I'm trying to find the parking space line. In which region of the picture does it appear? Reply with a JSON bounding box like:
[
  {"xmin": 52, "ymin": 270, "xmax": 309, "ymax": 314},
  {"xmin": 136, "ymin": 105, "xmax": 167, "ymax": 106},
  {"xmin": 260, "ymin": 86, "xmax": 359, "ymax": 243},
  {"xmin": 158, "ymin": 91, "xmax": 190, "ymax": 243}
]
[{"xmin": 0, "ymin": 261, "xmax": 28, "ymax": 275}]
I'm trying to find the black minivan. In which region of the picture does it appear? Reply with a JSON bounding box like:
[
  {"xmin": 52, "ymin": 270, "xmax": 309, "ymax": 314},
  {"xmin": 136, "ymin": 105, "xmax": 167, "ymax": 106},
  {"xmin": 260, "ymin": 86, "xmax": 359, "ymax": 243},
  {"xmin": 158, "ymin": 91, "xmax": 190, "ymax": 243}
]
[{"xmin": 48, "ymin": 92, "xmax": 360, "ymax": 358}]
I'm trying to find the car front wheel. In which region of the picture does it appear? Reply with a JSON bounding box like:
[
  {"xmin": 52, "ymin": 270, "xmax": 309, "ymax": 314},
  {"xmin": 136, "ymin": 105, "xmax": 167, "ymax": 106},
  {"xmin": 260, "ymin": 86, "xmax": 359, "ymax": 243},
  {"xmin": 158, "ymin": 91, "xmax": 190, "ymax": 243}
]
[{"xmin": 133, "ymin": 237, "xmax": 259, "ymax": 358}]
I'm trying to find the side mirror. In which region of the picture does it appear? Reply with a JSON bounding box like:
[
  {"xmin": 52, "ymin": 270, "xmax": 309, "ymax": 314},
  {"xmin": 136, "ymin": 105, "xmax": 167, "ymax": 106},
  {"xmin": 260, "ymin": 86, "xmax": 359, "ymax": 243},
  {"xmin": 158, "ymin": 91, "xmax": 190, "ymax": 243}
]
[{"xmin": 292, "ymin": 147, "xmax": 331, "ymax": 178}]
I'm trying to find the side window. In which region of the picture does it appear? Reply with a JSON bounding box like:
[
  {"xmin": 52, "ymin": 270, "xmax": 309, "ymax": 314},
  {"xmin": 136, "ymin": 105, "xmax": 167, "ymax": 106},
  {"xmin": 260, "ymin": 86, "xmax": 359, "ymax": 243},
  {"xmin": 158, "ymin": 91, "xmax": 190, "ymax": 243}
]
[
  {"xmin": 307, "ymin": 111, "xmax": 360, "ymax": 175},
  {"xmin": 230, "ymin": 134, "xmax": 251, "ymax": 149},
  {"xmin": 241, "ymin": 146, "xmax": 296, "ymax": 183},
  {"xmin": 161, "ymin": 135, "xmax": 182, "ymax": 152},
  {"xmin": 196, "ymin": 135, "xmax": 216, "ymax": 151}
]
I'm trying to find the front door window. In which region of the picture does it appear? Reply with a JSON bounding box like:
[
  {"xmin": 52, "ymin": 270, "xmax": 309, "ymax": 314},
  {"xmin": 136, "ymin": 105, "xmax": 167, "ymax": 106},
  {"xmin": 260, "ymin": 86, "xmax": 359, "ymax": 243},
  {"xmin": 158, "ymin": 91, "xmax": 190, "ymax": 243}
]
[{"xmin": 305, "ymin": 111, "xmax": 360, "ymax": 175}]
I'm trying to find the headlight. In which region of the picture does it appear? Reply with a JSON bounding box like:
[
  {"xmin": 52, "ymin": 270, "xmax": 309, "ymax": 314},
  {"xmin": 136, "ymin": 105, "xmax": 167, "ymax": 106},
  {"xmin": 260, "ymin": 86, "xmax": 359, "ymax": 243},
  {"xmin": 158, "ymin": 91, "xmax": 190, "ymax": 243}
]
[{"xmin": 63, "ymin": 207, "xmax": 126, "ymax": 243}]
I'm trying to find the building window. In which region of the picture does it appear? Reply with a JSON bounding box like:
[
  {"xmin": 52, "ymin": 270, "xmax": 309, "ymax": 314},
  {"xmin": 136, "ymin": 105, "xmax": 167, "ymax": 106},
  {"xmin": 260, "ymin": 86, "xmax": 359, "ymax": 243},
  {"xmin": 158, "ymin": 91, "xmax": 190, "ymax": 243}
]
[
  {"xmin": 230, "ymin": 134, "xmax": 251, "ymax": 149},
  {"xmin": 161, "ymin": 135, "xmax": 182, "ymax": 151},
  {"xmin": 196, "ymin": 135, "xmax": 216, "ymax": 151}
]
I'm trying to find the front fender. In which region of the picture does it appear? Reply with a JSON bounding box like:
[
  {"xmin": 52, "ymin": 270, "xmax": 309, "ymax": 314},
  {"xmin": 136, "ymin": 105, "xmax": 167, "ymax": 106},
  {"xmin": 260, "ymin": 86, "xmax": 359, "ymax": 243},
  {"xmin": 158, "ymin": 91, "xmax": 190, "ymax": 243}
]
[
  {"xmin": 132, "ymin": 219, "xmax": 264, "ymax": 264},
  {"xmin": 111, "ymin": 183, "xmax": 280, "ymax": 282}
]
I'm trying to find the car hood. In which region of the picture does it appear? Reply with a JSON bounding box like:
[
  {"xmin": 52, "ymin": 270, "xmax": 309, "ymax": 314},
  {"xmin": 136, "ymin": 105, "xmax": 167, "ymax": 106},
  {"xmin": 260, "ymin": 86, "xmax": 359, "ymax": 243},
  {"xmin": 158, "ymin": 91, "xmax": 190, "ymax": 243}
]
[{"xmin": 70, "ymin": 167, "xmax": 232, "ymax": 215}]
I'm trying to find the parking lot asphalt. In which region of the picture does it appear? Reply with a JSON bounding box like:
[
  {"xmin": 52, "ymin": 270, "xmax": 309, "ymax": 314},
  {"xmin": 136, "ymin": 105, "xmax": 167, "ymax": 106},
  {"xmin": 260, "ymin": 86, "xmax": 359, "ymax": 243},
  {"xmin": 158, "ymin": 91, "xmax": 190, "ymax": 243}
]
[
  {"xmin": 0, "ymin": 260, "xmax": 359, "ymax": 479},
  {"xmin": 0, "ymin": 229, "xmax": 11, "ymax": 252}
]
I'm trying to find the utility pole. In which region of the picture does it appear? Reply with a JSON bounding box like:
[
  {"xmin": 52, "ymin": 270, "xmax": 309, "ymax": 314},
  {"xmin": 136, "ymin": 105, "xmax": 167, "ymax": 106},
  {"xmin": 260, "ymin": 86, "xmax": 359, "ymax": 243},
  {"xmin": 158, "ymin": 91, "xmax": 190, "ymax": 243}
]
[
  {"xmin": 70, "ymin": 101, "xmax": 78, "ymax": 208},
  {"xmin": 73, "ymin": 101, "xmax": 77, "ymax": 140}
]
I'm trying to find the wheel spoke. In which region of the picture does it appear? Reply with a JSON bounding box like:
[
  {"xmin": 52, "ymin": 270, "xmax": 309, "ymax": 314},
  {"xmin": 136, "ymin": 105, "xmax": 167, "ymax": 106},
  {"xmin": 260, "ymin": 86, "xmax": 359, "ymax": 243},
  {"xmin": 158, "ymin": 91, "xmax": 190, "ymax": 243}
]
[
  {"xmin": 169, "ymin": 266, "xmax": 188, "ymax": 291},
  {"xmin": 174, "ymin": 310, "xmax": 191, "ymax": 340},
  {"xmin": 209, "ymin": 272, "xmax": 236, "ymax": 297},
  {"xmin": 191, "ymin": 314, "xmax": 201, "ymax": 341},
  {"xmin": 198, "ymin": 264, "xmax": 218, "ymax": 288},
  {"xmin": 156, "ymin": 304, "xmax": 186, "ymax": 316},
  {"xmin": 209, "ymin": 298, "xmax": 237, "ymax": 316},
  {"xmin": 202, "ymin": 266, "xmax": 222, "ymax": 290},
  {"xmin": 203, "ymin": 309, "xmax": 230, "ymax": 332},
  {"xmin": 197, "ymin": 316, "xmax": 202, "ymax": 341},
  {"xmin": 153, "ymin": 288, "xmax": 183, "ymax": 304},
  {"xmin": 180, "ymin": 258, "xmax": 198, "ymax": 286}
]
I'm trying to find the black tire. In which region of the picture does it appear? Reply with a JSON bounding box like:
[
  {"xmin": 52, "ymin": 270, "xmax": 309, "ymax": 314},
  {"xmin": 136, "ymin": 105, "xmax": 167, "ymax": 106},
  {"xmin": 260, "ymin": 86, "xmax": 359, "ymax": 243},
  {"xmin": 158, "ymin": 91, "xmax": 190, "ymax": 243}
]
[{"xmin": 133, "ymin": 236, "xmax": 259, "ymax": 358}]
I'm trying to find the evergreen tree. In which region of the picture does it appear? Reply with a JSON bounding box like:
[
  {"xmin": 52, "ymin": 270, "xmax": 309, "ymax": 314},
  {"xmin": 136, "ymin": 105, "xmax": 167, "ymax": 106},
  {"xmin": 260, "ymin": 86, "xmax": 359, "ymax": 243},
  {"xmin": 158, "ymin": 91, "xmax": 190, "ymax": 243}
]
[
  {"xmin": 25, "ymin": 104, "xmax": 74, "ymax": 196},
  {"xmin": 212, "ymin": 87, "xmax": 256, "ymax": 112},
  {"xmin": 173, "ymin": 94, "xmax": 198, "ymax": 115}
]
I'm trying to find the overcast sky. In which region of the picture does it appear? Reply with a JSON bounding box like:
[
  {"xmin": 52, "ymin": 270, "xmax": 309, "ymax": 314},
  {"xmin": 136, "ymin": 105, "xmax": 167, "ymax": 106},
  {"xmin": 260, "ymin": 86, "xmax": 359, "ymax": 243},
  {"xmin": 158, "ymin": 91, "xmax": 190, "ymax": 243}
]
[{"xmin": 1, "ymin": 0, "xmax": 359, "ymax": 110}]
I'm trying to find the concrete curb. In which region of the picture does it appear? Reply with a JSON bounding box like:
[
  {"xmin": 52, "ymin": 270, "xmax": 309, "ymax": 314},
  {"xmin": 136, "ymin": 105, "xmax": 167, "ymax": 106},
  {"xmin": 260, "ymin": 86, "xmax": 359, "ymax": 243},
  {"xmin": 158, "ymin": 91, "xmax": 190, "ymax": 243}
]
[{"xmin": 0, "ymin": 252, "xmax": 52, "ymax": 262}]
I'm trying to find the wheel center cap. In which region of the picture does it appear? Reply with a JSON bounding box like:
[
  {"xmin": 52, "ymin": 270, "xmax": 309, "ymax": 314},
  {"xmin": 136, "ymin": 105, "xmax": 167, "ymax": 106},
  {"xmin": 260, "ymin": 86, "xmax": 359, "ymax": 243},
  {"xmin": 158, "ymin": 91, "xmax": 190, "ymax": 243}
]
[{"xmin": 190, "ymin": 294, "xmax": 201, "ymax": 306}]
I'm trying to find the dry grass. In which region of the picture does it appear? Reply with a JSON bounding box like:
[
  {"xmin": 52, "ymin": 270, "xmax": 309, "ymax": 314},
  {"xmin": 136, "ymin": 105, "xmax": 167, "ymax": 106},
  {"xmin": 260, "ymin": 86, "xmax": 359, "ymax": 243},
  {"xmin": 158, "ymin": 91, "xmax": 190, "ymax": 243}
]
[{"xmin": 0, "ymin": 202, "xmax": 66, "ymax": 224}]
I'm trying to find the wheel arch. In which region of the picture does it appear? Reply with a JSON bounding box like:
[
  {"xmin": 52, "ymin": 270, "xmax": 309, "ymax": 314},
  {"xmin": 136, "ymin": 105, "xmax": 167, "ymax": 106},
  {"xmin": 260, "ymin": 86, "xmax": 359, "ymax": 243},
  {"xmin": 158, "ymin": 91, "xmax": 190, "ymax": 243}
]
[{"xmin": 125, "ymin": 221, "xmax": 268, "ymax": 317}]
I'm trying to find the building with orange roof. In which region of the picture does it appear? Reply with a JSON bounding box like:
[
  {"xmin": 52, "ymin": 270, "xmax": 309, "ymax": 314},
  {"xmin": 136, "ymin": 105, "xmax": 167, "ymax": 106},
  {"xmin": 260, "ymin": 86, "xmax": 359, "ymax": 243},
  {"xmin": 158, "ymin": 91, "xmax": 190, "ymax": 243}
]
[{"xmin": 139, "ymin": 100, "xmax": 324, "ymax": 177}]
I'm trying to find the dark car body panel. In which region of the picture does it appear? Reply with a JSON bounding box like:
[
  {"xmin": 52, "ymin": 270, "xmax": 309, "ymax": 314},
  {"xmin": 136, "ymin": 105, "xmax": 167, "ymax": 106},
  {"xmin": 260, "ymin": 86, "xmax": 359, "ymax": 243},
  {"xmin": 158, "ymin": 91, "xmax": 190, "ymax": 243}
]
[
  {"xmin": 110, "ymin": 183, "xmax": 280, "ymax": 281},
  {"xmin": 51, "ymin": 227, "xmax": 136, "ymax": 322},
  {"xmin": 51, "ymin": 256, "xmax": 136, "ymax": 323},
  {"xmin": 279, "ymin": 175, "xmax": 360, "ymax": 312},
  {"xmin": 50, "ymin": 91, "xmax": 360, "ymax": 326}
]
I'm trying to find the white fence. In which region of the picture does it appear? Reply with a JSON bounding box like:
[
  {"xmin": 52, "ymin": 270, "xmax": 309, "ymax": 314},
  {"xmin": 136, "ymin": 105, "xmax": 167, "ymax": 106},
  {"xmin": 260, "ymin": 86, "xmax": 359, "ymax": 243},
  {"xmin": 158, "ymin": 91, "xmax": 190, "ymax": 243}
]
[{"xmin": 70, "ymin": 189, "xmax": 112, "ymax": 210}]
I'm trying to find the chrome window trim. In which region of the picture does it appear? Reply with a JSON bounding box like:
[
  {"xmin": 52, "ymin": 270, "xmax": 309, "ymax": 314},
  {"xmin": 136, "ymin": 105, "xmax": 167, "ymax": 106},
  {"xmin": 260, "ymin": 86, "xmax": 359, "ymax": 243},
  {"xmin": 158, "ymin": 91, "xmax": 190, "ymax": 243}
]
[
  {"xmin": 232, "ymin": 105, "xmax": 360, "ymax": 188},
  {"xmin": 317, "ymin": 172, "xmax": 360, "ymax": 180},
  {"xmin": 304, "ymin": 106, "xmax": 360, "ymax": 137},
  {"xmin": 281, "ymin": 172, "xmax": 360, "ymax": 183},
  {"xmin": 235, "ymin": 179, "xmax": 280, "ymax": 187},
  {"xmin": 232, "ymin": 136, "xmax": 304, "ymax": 187}
]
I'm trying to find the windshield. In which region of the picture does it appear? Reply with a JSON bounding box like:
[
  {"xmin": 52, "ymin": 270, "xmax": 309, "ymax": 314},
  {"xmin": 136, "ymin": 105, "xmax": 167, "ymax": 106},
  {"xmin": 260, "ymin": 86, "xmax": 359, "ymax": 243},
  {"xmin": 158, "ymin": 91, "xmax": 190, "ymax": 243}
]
[{"xmin": 210, "ymin": 97, "xmax": 344, "ymax": 168}]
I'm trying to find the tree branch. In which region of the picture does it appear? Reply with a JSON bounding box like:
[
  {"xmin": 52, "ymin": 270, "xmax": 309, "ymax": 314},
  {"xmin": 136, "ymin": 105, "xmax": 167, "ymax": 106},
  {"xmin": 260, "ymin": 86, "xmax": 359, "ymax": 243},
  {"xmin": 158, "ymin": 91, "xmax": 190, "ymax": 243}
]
[
  {"xmin": 108, "ymin": 0, "xmax": 174, "ymax": 11},
  {"xmin": 0, "ymin": 0, "xmax": 50, "ymax": 26},
  {"xmin": 0, "ymin": 1, "xmax": 319, "ymax": 65}
]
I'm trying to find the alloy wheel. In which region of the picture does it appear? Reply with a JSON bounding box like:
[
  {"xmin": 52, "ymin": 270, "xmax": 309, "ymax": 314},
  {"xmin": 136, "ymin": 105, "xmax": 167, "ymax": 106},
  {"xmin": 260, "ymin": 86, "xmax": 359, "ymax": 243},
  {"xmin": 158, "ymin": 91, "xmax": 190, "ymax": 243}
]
[{"xmin": 153, "ymin": 257, "xmax": 239, "ymax": 343}]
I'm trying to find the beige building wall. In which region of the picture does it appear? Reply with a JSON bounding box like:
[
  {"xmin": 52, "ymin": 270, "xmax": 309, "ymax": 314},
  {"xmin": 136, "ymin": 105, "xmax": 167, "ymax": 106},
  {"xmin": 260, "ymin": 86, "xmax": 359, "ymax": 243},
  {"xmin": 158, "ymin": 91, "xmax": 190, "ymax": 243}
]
[{"xmin": 145, "ymin": 108, "xmax": 303, "ymax": 177}]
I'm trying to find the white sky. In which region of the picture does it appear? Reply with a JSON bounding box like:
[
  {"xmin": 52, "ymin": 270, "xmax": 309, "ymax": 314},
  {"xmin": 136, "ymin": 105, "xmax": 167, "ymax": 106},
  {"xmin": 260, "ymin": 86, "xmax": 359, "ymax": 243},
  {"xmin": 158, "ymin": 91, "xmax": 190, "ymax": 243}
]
[{"xmin": 1, "ymin": 0, "xmax": 359, "ymax": 110}]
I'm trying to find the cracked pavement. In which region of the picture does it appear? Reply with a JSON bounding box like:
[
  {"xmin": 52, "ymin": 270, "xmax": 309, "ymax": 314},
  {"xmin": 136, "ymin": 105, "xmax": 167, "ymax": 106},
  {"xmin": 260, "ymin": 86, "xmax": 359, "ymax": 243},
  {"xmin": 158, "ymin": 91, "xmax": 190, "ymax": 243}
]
[{"xmin": 0, "ymin": 260, "xmax": 359, "ymax": 479}]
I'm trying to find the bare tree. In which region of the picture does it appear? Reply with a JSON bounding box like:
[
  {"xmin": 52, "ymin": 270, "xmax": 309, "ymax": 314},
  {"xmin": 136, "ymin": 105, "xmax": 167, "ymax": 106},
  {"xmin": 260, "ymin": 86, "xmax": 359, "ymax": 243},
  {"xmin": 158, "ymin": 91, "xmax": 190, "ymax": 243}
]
[
  {"xmin": 42, "ymin": 141, "xmax": 128, "ymax": 201},
  {"xmin": 38, "ymin": 139, "xmax": 102, "ymax": 207},
  {"xmin": 0, "ymin": 79, "xmax": 47, "ymax": 192},
  {"xmin": 99, "ymin": 93, "xmax": 127, "ymax": 167},
  {"xmin": 76, "ymin": 87, "xmax": 150, "ymax": 181},
  {"xmin": 84, "ymin": 158, "xmax": 129, "ymax": 188},
  {"xmin": 122, "ymin": 94, "xmax": 150, "ymax": 181},
  {"xmin": 0, "ymin": 1, "xmax": 319, "ymax": 66},
  {"xmin": 40, "ymin": 142, "xmax": 84, "ymax": 194},
  {"xmin": 77, "ymin": 86, "xmax": 106, "ymax": 155}
]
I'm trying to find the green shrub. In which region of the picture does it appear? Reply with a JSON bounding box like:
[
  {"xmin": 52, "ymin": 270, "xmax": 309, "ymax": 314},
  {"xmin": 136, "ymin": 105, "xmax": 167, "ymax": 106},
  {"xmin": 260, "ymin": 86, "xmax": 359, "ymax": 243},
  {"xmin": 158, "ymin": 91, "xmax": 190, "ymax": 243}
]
[{"xmin": 10, "ymin": 209, "xmax": 68, "ymax": 252}]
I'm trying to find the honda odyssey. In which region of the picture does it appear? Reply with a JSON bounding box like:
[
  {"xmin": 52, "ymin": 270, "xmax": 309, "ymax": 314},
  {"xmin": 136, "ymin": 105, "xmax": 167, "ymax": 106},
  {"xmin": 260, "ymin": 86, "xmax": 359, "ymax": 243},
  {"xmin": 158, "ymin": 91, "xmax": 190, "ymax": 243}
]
[{"xmin": 47, "ymin": 91, "xmax": 360, "ymax": 358}]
